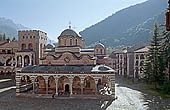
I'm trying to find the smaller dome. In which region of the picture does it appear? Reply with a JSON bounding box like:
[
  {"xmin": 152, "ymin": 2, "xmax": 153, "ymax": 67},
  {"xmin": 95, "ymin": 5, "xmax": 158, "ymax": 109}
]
[
  {"xmin": 60, "ymin": 28, "xmax": 79, "ymax": 37},
  {"xmin": 45, "ymin": 44, "xmax": 54, "ymax": 49},
  {"xmin": 95, "ymin": 43, "xmax": 105, "ymax": 48}
]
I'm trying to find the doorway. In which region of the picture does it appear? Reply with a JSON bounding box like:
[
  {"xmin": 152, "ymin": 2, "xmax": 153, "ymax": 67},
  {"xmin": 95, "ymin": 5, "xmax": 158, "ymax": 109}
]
[{"xmin": 65, "ymin": 84, "xmax": 70, "ymax": 93}]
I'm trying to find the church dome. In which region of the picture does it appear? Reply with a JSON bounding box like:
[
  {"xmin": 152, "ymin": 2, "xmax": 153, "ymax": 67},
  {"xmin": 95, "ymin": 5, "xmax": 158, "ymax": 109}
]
[
  {"xmin": 95, "ymin": 43, "xmax": 105, "ymax": 48},
  {"xmin": 60, "ymin": 28, "xmax": 79, "ymax": 37},
  {"xmin": 45, "ymin": 44, "xmax": 54, "ymax": 49}
]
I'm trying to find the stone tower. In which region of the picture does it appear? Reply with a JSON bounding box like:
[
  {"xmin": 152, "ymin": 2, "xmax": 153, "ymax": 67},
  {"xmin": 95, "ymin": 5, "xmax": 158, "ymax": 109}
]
[{"xmin": 18, "ymin": 30, "xmax": 47, "ymax": 65}]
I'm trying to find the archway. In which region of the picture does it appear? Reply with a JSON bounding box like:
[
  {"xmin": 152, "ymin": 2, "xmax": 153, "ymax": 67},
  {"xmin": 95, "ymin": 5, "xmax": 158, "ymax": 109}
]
[
  {"xmin": 65, "ymin": 84, "xmax": 70, "ymax": 93},
  {"xmin": 20, "ymin": 75, "xmax": 32, "ymax": 93},
  {"xmin": 72, "ymin": 76, "xmax": 81, "ymax": 94},
  {"xmin": 35, "ymin": 76, "xmax": 46, "ymax": 94},
  {"xmin": 28, "ymin": 43, "xmax": 33, "ymax": 50},
  {"xmin": 83, "ymin": 76, "xmax": 96, "ymax": 94},
  {"xmin": 17, "ymin": 56, "xmax": 22, "ymax": 67},
  {"xmin": 58, "ymin": 76, "xmax": 70, "ymax": 95},
  {"xmin": 21, "ymin": 43, "xmax": 26, "ymax": 50},
  {"xmin": 97, "ymin": 76, "xmax": 110, "ymax": 95},
  {"xmin": 48, "ymin": 76, "xmax": 56, "ymax": 94},
  {"xmin": 24, "ymin": 55, "xmax": 30, "ymax": 66}
]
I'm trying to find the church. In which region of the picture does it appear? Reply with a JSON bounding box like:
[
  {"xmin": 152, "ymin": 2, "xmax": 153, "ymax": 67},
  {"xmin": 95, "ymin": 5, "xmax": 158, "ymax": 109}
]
[{"xmin": 15, "ymin": 27, "xmax": 116, "ymax": 99}]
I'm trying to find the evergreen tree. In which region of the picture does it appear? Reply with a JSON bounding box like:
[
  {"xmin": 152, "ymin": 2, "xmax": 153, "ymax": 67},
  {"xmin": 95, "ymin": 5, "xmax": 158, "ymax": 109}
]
[
  {"xmin": 142, "ymin": 22, "xmax": 162, "ymax": 89},
  {"xmin": 3, "ymin": 33, "xmax": 6, "ymax": 41},
  {"xmin": 0, "ymin": 34, "xmax": 2, "ymax": 41},
  {"xmin": 161, "ymin": 29, "xmax": 170, "ymax": 82},
  {"xmin": 12, "ymin": 37, "xmax": 16, "ymax": 41}
]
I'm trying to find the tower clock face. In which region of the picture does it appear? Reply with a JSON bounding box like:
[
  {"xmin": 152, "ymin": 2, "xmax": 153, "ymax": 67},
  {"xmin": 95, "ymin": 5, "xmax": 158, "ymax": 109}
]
[{"xmin": 64, "ymin": 57, "xmax": 70, "ymax": 63}]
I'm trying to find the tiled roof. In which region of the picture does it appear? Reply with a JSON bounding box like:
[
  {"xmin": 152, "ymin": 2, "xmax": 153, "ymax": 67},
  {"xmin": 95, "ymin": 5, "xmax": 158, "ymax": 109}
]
[
  {"xmin": 134, "ymin": 46, "xmax": 149, "ymax": 53},
  {"xmin": 0, "ymin": 41, "xmax": 18, "ymax": 48},
  {"xmin": 20, "ymin": 65, "xmax": 115, "ymax": 73}
]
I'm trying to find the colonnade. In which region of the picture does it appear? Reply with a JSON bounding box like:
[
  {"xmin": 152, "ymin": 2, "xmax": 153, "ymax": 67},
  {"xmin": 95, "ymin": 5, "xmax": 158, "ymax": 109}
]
[
  {"xmin": 15, "ymin": 55, "xmax": 33, "ymax": 67},
  {"xmin": 16, "ymin": 74, "xmax": 115, "ymax": 97}
]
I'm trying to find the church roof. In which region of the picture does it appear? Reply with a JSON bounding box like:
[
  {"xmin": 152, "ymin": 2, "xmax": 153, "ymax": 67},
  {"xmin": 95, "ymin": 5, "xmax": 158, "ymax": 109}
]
[
  {"xmin": 95, "ymin": 43, "xmax": 105, "ymax": 48},
  {"xmin": 45, "ymin": 44, "xmax": 54, "ymax": 49},
  {"xmin": 60, "ymin": 28, "xmax": 79, "ymax": 37},
  {"xmin": 20, "ymin": 65, "xmax": 115, "ymax": 73}
]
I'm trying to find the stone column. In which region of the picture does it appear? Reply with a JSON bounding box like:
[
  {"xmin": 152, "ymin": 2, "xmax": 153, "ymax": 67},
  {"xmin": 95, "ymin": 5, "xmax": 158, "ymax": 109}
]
[
  {"xmin": 32, "ymin": 81, "xmax": 35, "ymax": 94},
  {"xmin": 22, "ymin": 55, "xmax": 24, "ymax": 67},
  {"xmin": 15, "ymin": 56, "xmax": 17, "ymax": 67},
  {"xmin": 109, "ymin": 75, "xmax": 115, "ymax": 98},
  {"xmin": 45, "ymin": 79, "xmax": 48, "ymax": 94},
  {"xmin": 4, "ymin": 58, "xmax": 6, "ymax": 66},
  {"xmin": 94, "ymin": 78, "xmax": 98, "ymax": 95},
  {"xmin": 29, "ymin": 55, "xmax": 32, "ymax": 65},
  {"xmin": 81, "ymin": 80, "xmax": 84, "ymax": 95},
  {"xmin": 31, "ymin": 77, "xmax": 35, "ymax": 94},
  {"xmin": 16, "ymin": 75, "xmax": 21, "ymax": 96},
  {"xmin": 55, "ymin": 77, "xmax": 58, "ymax": 95},
  {"xmin": 70, "ymin": 78, "xmax": 73, "ymax": 95}
]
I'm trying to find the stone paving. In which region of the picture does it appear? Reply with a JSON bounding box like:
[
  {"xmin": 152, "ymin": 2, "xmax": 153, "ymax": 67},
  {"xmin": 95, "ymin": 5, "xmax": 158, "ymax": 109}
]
[{"xmin": 0, "ymin": 75, "xmax": 170, "ymax": 110}]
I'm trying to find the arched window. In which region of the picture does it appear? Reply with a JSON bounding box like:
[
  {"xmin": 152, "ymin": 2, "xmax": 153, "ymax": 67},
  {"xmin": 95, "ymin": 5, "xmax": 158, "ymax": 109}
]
[
  {"xmin": 140, "ymin": 61, "xmax": 144, "ymax": 66},
  {"xmin": 70, "ymin": 39, "xmax": 72, "ymax": 46},
  {"xmin": 28, "ymin": 43, "xmax": 33, "ymax": 50},
  {"xmin": 64, "ymin": 39, "xmax": 66, "ymax": 46},
  {"xmin": 21, "ymin": 44, "xmax": 26, "ymax": 50},
  {"xmin": 96, "ymin": 49, "xmax": 98, "ymax": 54},
  {"xmin": 136, "ymin": 55, "xmax": 139, "ymax": 59},
  {"xmin": 100, "ymin": 49, "xmax": 103, "ymax": 54},
  {"xmin": 135, "ymin": 61, "xmax": 139, "ymax": 66},
  {"xmin": 140, "ymin": 54, "xmax": 144, "ymax": 59},
  {"xmin": 75, "ymin": 39, "xmax": 78, "ymax": 46},
  {"xmin": 86, "ymin": 80, "xmax": 90, "ymax": 88}
]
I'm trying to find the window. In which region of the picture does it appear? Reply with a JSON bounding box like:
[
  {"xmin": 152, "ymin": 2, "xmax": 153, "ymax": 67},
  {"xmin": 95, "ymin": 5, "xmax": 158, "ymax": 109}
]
[
  {"xmin": 140, "ymin": 54, "xmax": 144, "ymax": 59},
  {"xmin": 21, "ymin": 44, "xmax": 26, "ymax": 50},
  {"xmin": 75, "ymin": 39, "xmax": 78, "ymax": 45},
  {"xmin": 64, "ymin": 39, "xmax": 66, "ymax": 46},
  {"xmin": 100, "ymin": 49, "xmax": 103, "ymax": 54},
  {"xmin": 28, "ymin": 43, "xmax": 33, "ymax": 50},
  {"xmin": 7, "ymin": 50, "xmax": 11, "ymax": 54},
  {"xmin": 96, "ymin": 49, "xmax": 98, "ymax": 53},
  {"xmin": 2, "ymin": 50, "xmax": 6, "ymax": 53},
  {"xmin": 70, "ymin": 39, "xmax": 72, "ymax": 46},
  {"xmin": 23, "ymin": 36, "xmax": 25, "ymax": 39},
  {"xmin": 86, "ymin": 80, "xmax": 90, "ymax": 88},
  {"xmin": 135, "ymin": 61, "xmax": 139, "ymax": 66},
  {"xmin": 140, "ymin": 61, "xmax": 144, "ymax": 66},
  {"xmin": 33, "ymin": 36, "xmax": 35, "ymax": 38},
  {"xmin": 30, "ymin": 36, "xmax": 32, "ymax": 39},
  {"xmin": 136, "ymin": 55, "xmax": 139, "ymax": 59},
  {"xmin": 120, "ymin": 55, "xmax": 122, "ymax": 59}
]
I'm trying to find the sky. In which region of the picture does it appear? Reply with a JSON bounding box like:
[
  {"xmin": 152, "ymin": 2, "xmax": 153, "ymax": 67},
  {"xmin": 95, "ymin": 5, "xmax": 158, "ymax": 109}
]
[{"xmin": 0, "ymin": 0, "xmax": 147, "ymax": 41}]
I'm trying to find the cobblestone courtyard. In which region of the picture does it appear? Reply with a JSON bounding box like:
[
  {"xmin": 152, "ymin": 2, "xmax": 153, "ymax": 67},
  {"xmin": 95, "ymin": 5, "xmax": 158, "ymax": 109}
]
[{"xmin": 0, "ymin": 75, "xmax": 170, "ymax": 110}]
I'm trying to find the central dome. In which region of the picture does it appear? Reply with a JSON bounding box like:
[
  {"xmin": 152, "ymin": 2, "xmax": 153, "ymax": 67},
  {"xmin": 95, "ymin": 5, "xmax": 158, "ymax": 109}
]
[{"xmin": 60, "ymin": 28, "xmax": 79, "ymax": 37}]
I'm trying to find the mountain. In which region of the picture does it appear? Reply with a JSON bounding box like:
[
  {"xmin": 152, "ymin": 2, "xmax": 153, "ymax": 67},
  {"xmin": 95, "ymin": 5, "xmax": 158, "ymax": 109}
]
[
  {"xmin": 0, "ymin": 17, "xmax": 29, "ymax": 39},
  {"xmin": 80, "ymin": 0, "xmax": 168, "ymax": 47}
]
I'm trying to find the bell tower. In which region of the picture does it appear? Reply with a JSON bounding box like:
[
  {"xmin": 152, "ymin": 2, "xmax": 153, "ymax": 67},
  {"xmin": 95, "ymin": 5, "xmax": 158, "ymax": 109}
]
[{"xmin": 166, "ymin": 0, "xmax": 170, "ymax": 31}]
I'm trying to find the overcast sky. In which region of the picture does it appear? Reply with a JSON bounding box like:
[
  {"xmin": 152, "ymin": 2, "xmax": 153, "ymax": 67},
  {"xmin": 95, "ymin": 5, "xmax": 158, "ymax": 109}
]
[{"xmin": 0, "ymin": 0, "xmax": 147, "ymax": 41}]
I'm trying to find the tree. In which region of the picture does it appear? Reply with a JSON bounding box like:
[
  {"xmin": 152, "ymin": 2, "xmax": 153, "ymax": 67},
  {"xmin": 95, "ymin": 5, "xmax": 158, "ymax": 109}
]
[
  {"xmin": 0, "ymin": 34, "xmax": 2, "ymax": 41},
  {"xmin": 12, "ymin": 37, "xmax": 16, "ymax": 41},
  {"xmin": 160, "ymin": 28, "xmax": 170, "ymax": 82},
  {"xmin": 3, "ymin": 33, "xmax": 6, "ymax": 41},
  {"xmin": 142, "ymin": 22, "xmax": 162, "ymax": 89}
]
